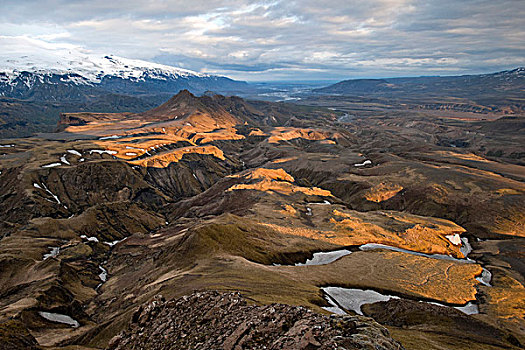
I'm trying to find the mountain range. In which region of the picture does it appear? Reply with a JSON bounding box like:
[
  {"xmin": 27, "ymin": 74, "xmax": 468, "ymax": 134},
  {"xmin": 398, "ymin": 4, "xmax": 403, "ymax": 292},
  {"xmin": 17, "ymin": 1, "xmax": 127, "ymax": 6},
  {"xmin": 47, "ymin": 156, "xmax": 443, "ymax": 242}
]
[
  {"xmin": 0, "ymin": 51, "xmax": 250, "ymax": 138},
  {"xmin": 315, "ymin": 68, "xmax": 525, "ymax": 98},
  {"xmin": 1, "ymin": 88, "xmax": 523, "ymax": 349},
  {"xmin": 0, "ymin": 42, "xmax": 523, "ymax": 140},
  {"xmin": 0, "ymin": 44, "xmax": 248, "ymax": 100}
]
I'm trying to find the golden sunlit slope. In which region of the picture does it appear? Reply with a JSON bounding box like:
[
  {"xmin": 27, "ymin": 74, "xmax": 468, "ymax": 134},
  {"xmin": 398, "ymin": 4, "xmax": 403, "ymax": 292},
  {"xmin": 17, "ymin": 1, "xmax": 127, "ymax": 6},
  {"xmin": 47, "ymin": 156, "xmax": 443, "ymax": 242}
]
[{"xmin": 0, "ymin": 90, "xmax": 523, "ymax": 350}]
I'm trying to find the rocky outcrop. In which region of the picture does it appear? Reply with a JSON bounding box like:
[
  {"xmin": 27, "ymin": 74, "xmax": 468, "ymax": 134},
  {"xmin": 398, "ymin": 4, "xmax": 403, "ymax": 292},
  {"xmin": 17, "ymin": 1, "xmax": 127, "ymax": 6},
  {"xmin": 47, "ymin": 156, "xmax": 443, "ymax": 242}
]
[
  {"xmin": 362, "ymin": 299, "xmax": 523, "ymax": 349},
  {"xmin": 268, "ymin": 127, "xmax": 338, "ymax": 144},
  {"xmin": 0, "ymin": 320, "xmax": 39, "ymax": 350},
  {"xmin": 108, "ymin": 291, "xmax": 404, "ymax": 350},
  {"xmin": 227, "ymin": 167, "xmax": 333, "ymax": 197},
  {"xmin": 129, "ymin": 145, "xmax": 225, "ymax": 168}
]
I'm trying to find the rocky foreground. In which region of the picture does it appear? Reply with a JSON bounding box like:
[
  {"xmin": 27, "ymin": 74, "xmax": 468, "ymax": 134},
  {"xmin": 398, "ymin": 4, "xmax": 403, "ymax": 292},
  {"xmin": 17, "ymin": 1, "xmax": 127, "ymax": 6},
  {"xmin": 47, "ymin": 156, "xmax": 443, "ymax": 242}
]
[{"xmin": 108, "ymin": 291, "xmax": 404, "ymax": 350}]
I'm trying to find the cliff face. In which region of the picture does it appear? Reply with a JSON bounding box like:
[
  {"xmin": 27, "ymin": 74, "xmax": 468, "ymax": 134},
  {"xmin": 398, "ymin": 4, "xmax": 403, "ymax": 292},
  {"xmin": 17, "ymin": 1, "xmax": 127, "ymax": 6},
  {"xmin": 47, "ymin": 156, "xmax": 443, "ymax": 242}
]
[{"xmin": 108, "ymin": 291, "xmax": 405, "ymax": 350}]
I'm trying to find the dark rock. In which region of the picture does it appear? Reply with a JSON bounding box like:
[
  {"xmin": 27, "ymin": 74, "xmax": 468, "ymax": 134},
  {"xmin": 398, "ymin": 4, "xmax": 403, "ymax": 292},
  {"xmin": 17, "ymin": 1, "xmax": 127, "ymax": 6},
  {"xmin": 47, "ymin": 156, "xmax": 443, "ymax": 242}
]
[
  {"xmin": 108, "ymin": 291, "xmax": 405, "ymax": 350},
  {"xmin": 361, "ymin": 299, "xmax": 522, "ymax": 349},
  {"xmin": 0, "ymin": 320, "xmax": 39, "ymax": 350}
]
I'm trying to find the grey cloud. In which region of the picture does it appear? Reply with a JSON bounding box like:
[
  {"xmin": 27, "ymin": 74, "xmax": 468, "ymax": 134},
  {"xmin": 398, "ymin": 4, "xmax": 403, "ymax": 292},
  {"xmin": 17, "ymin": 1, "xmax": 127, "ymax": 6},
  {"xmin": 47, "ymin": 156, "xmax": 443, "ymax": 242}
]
[{"xmin": 0, "ymin": 0, "xmax": 523, "ymax": 80}]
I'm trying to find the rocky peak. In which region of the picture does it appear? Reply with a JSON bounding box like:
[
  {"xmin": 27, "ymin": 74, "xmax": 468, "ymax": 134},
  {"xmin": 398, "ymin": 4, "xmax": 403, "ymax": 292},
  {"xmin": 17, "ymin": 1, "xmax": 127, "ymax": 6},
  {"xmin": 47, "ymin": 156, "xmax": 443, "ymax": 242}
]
[
  {"xmin": 171, "ymin": 89, "xmax": 195, "ymax": 100},
  {"xmin": 139, "ymin": 89, "xmax": 222, "ymax": 120}
]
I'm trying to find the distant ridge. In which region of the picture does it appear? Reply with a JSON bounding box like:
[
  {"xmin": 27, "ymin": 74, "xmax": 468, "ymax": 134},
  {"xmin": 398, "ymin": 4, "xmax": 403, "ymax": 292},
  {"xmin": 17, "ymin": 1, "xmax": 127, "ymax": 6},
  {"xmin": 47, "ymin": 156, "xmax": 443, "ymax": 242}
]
[{"xmin": 314, "ymin": 68, "xmax": 525, "ymax": 97}]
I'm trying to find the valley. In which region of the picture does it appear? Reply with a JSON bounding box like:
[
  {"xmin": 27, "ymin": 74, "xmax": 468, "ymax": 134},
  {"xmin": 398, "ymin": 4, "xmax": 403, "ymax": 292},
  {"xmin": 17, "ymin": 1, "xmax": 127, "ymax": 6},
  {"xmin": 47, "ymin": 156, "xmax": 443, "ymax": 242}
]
[{"xmin": 0, "ymin": 88, "xmax": 523, "ymax": 349}]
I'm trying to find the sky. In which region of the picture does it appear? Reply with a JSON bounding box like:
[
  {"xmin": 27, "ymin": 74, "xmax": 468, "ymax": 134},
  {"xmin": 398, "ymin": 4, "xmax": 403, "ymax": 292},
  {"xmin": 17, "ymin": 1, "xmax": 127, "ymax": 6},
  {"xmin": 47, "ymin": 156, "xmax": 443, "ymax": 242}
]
[{"xmin": 0, "ymin": 0, "xmax": 524, "ymax": 81}]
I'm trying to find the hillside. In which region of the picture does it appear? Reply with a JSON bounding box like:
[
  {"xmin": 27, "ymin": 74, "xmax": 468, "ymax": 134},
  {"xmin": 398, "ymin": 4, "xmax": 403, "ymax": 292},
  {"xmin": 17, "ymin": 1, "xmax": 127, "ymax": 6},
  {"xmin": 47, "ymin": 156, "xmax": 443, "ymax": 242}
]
[
  {"xmin": 315, "ymin": 68, "xmax": 525, "ymax": 97},
  {"xmin": 0, "ymin": 90, "xmax": 523, "ymax": 350}
]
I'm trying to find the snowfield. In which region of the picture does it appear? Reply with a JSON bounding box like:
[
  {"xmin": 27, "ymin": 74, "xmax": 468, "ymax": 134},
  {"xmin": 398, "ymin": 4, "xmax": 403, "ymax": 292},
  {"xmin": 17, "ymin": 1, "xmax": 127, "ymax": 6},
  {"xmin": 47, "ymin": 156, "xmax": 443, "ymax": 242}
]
[
  {"xmin": 0, "ymin": 36, "xmax": 209, "ymax": 89},
  {"xmin": 38, "ymin": 311, "xmax": 79, "ymax": 328}
]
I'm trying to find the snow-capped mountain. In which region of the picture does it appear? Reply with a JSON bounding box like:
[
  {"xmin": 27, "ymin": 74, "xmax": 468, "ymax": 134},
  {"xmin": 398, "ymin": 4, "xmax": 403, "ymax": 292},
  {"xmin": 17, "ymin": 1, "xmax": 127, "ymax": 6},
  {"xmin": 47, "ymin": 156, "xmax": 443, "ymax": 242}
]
[
  {"xmin": 0, "ymin": 53, "xmax": 210, "ymax": 87},
  {"xmin": 0, "ymin": 36, "xmax": 247, "ymax": 100},
  {"xmin": 483, "ymin": 67, "xmax": 525, "ymax": 81}
]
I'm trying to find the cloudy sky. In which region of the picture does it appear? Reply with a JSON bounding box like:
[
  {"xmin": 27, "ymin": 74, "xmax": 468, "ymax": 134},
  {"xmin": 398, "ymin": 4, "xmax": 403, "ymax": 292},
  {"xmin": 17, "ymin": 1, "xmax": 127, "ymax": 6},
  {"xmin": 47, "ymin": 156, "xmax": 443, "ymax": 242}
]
[{"xmin": 1, "ymin": 0, "xmax": 524, "ymax": 81}]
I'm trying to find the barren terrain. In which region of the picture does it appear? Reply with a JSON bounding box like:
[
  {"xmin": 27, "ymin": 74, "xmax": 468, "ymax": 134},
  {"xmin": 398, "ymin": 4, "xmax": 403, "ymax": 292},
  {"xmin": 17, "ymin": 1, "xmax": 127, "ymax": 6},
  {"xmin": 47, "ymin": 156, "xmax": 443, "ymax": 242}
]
[{"xmin": 0, "ymin": 90, "xmax": 523, "ymax": 349}]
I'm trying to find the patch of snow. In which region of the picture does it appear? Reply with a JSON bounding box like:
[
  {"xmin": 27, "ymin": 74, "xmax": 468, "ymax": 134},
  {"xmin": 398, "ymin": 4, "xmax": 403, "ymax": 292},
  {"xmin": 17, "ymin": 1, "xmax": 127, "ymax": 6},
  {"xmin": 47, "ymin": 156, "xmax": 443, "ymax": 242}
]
[
  {"xmin": 79, "ymin": 158, "xmax": 85, "ymax": 162},
  {"xmin": 192, "ymin": 173, "xmax": 198, "ymax": 180},
  {"xmin": 98, "ymin": 265, "xmax": 107, "ymax": 282},
  {"xmin": 453, "ymin": 302, "xmax": 479, "ymax": 315},
  {"xmin": 44, "ymin": 185, "xmax": 61, "ymax": 205},
  {"xmin": 446, "ymin": 234, "xmax": 462, "ymax": 245},
  {"xmin": 307, "ymin": 200, "xmax": 331, "ymax": 205},
  {"xmin": 41, "ymin": 162, "xmax": 62, "ymax": 168},
  {"xmin": 34, "ymin": 182, "xmax": 62, "ymax": 205},
  {"xmin": 125, "ymin": 146, "xmax": 145, "ymax": 151},
  {"xmin": 89, "ymin": 149, "xmax": 117, "ymax": 155},
  {"xmin": 0, "ymin": 144, "xmax": 14, "ymax": 148},
  {"xmin": 99, "ymin": 135, "xmax": 119, "ymax": 140},
  {"xmin": 460, "ymin": 237, "xmax": 472, "ymax": 257},
  {"xmin": 322, "ymin": 287, "xmax": 398, "ymax": 315},
  {"xmin": 103, "ymin": 237, "xmax": 127, "ymax": 247},
  {"xmin": 38, "ymin": 312, "xmax": 79, "ymax": 328},
  {"xmin": 43, "ymin": 246, "xmax": 60, "ymax": 260},
  {"xmin": 60, "ymin": 155, "xmax": 70, "ymax": 165},
  {"xmin": 354, "ymin": 160, "xmax": 372, "ymax": 167},
  {"xmin": 125, "ymin": 152, "xmax": 137, "ymax": 156},
  {"xmin": 305, "ymin": 207, "xmax": 312, "ymax": 216},
  {"xmin": 429, "ymin": 301, "xmax": 479, "ymax": 315},
  {"xmin": 67, "ymin": 149, "xmax": 82, "ymax": 156},
  {"xmin": 296, "ymin": 249, "xmax": 351, "ymax": 266},
  {"xmin": 338, "ymin": 114, "xmax": 354, "ymax": 123},
  {"xmin": 324, "ymin": 286, "xmax": 479, "ymax": 316},
  {"xmin": 476, "ymin": 268, "xmax": 492, "ymax": 287},
  {"xmin": 322, "ymin": 293, "xmax": 347, "ymax": 315},
  {"xmin": 80, "ymin": 235, "xmax": 99, "ymax": 243}
]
